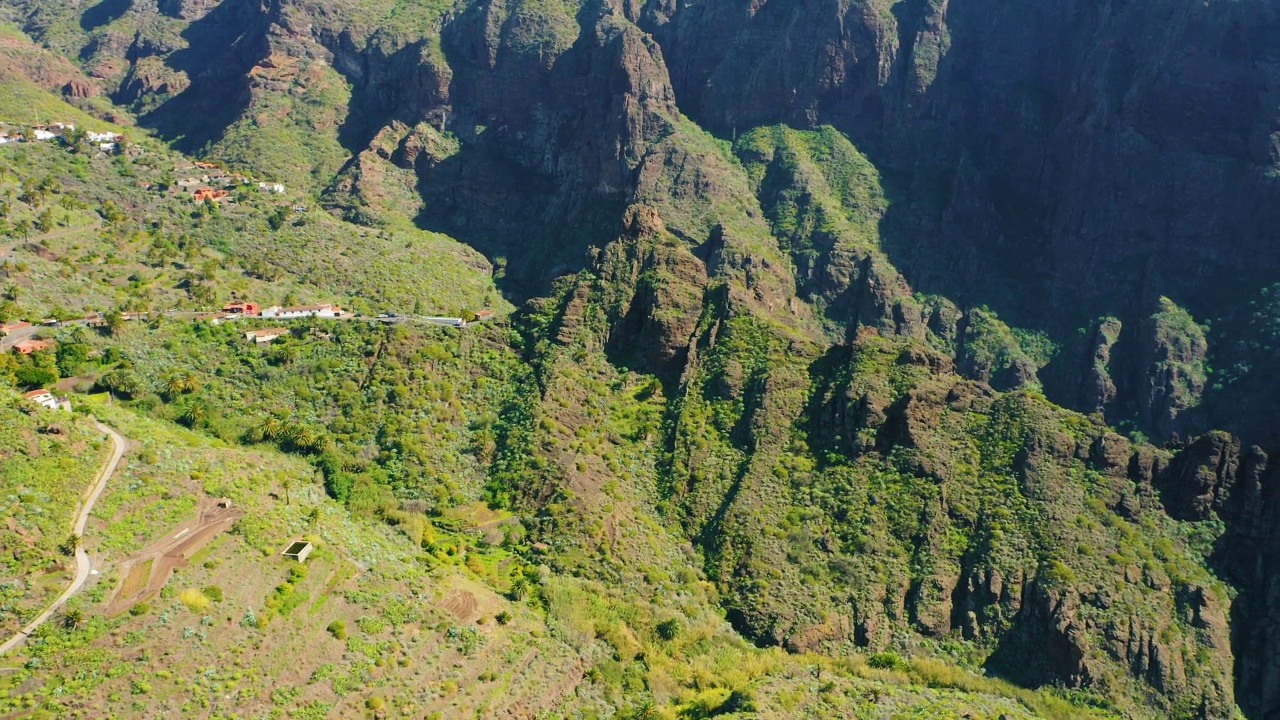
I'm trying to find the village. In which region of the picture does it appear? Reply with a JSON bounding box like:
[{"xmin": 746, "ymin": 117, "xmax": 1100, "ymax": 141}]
[{"xmin": 0, "ymin": 121, "xmax": 288, "ymax": 204}]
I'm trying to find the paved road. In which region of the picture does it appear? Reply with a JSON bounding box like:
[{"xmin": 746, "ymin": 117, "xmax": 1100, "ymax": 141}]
[{"xmin": 0, "ymin": 420, "xmax": 126, "ymax": 655}]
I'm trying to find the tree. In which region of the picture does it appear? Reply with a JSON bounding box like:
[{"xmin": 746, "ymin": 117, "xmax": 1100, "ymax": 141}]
[
  {"xmin": 34, "ymin": 208, "xmax": 54, "ymax": 233},
  {"xmin": 55, "ymin": 342, "xmax": 90, "ymax": 375},
  {"xmin": 62, "ymin": 609, "xmax": 84, "ymax": 630},
  {"xmin": 15, "ymin": 364, "xmax": 57, "ymax": 388},
  {"xmin": 656, "ymin": 618, "xmax": 681, "ymax": 641},
  {"xmin": 13, "ymin": 218, "xmax": 30, "ymax": 241},
  {"xmin": 98, "ymin": 369, "xmax": 141, "ymax": 399},
  {"xmin": 105, "ymin": 308, "xmax": 126, "ymax": 336},
  {"xmin": 99, "ymin": 200, "xmax": 126, "ymax": 226},
  {"xmin": 163, "ymin": 372, "xmax": 200, "ymax": 399},
  {"xmin": 281, "ymin": 475, "xmax": 293, "ymax": 506},
  {"xmin": 178, "ymin": 399, "xmax": 208, "ymax": 428},
  {"xmin": 59, "ymin": 533, "xmax": 79, "ymax": 556},
  {"xmin": 247, "ymin": 415, "xmax": 285, "ymax": 444},
  {"xmin": 0, "ymin": 300, "xmax": 19, "ymax": 324}
]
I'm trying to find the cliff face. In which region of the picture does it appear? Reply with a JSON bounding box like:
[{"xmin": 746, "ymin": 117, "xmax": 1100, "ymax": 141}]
[
  {"xmin": 637, "ymin": 0, "xmax": 1280, "ymax": 439},
  {"xmin": 6, "ymin": 0, "xmax": 1279, "ymax": 715}
]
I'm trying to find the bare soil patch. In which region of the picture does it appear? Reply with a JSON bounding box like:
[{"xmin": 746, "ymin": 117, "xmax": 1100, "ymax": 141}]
[{"xmin": 106, "ymin": 497, "xmax": 243, "ymax": 613}]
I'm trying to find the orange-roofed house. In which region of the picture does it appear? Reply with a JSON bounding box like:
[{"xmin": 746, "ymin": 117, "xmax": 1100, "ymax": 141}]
[
  {"xmin": 193, "ymin": 187, "xmax": 230, "ymax": 202},
  {"xmin": 13, "ymin": 338, "xmax": 55, "ymax": 355}
]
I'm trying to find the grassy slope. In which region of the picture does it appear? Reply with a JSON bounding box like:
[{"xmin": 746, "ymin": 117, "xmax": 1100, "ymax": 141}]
[{"xmin": 0, "ymin": 395, "xmax": 104, "ymax": 639}]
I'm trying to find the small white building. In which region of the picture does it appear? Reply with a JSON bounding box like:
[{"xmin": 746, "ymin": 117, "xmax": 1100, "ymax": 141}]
[
  {"xmin": 32, "ymin": 129, "xmax": 56, "ymax": 141},
  {"xmin": 22, "ymin": 389, "xmax": 60, "ymax": 410},
  {"xmin": 86, "ymin": 131, "xmax": 121, "ymax": 143},
  {"xmin": 258, "ymin": 182, "xmax": 286, "ymax": 194}
]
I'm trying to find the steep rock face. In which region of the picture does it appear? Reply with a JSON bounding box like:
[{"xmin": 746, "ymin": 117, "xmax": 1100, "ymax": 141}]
[
  {"xmin": 726, "ymin": 334, "xmax": 1235, "ymax": 717},
  {"xmin": 597, "ymin": 205, "xmax": 707, "ymax": 376},
  {"xmin": 638, "ymin": 0, "xmax": 1280, "ymax": 440}
]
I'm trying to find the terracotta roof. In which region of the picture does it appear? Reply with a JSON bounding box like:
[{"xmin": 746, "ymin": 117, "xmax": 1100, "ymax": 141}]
[
  {"xmin": 22, "ymin": 389, "xmax": 52, "ymax": 399},
  {"xmin": 13, "ymin": 338, "xmax": 54, "ymax": 353}
]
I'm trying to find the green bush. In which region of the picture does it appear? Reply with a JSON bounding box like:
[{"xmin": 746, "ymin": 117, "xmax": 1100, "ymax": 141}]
[
  {"xmin": 327, "ymin": 619, "xmax": 347, "ymax": 640},
  {"xmin": 129, "ymin": 602, "xmax": 150, "ymax": 616},
  {"xmin": 868, "ymin": 651, "xmax": 909, "ymax": 671},
  {"xmin": 202, "ymin": 585, "xmax": 224, "ymax": 602},
  {"xmin": 656, "ymin": 618, "xmax": 681, "ymax": 641}
]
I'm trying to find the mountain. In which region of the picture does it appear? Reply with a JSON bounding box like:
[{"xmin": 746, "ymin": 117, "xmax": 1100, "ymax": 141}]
[{"xmin": 0, "ymin": 1, "xmax": 1276, "ymax": 718}]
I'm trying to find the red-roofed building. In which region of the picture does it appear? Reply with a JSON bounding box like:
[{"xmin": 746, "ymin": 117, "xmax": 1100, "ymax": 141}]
[
  {"xmin": 193, "ymin": 187, "xmax": 230, "ymax": 202},
  {"xmin": 13, "ymin": 338, "xmax": 55, "ymax": 355},
  {"xmin": 222, "ymin": 302, "xmax": 260, "ymax": 316}
]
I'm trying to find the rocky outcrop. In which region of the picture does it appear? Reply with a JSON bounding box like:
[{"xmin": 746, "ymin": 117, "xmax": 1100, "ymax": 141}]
[
  {"xmin": 598, "ymin": 206, "xmax": 708, "ymax": 377},
  {"xmin": 1157, "ymin": 432, "xmax": 1239, "ymax": 521}
]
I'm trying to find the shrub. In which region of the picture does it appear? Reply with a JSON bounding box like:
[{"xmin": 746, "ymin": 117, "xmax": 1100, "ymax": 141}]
[
  {"xmin": 366, "ymin": 696, "xmax": 385, "ymax": 710},
  {"xmin": 129, "ymin": 602, "xmax": 150, "ymax": 616},
  {"xmin": 327, "ymin": 620, "xmax": 347, "ymax": 640},
  {"xmin": 656, "ymin": 618, "xmax": 681, "ymax": 641},
  {"xmin": 868, "ymin": 651, "xmax": 909, "ymax": 671},
  {"xmin": 179, "ymin": 588, "xmax": 211, "ymax": 612},
  {"xmin": 202, "ymin": 585, "xmax": 224, "ymax": 602},
  {"xmin": 494, "ymin": 611, "xmax": 512, "ymax": 626}
]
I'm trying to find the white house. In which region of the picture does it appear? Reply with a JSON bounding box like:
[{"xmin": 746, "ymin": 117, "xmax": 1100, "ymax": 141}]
[
  {"xmin": 22, "ymin": 389, "xmax": 60, "ymax": 410},
  {"xmin": 245, "ymin": 327, "xmax": 288, "ymax": 344},
  {"xmin": 86, "ymin": 131, "xmax": 121, "ymax": 143},
  {"xmin": 32, "ymin": 129, "xmax": 56, "ymax": 141},
  {"xmin": 257, "ymin": 182, "xmax": 286, "ymax": 194},
  {"xmin": 0, "ymin": 135, "xmax": 10, "ymax": 145},
  {"xmin": 261, "ymin": 304, "xmax": 344, "ymax": 319}
]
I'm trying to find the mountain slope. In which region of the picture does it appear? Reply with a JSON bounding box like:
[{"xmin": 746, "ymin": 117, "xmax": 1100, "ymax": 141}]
[{"xmin": 0, "ymin": 2, "xmax": 1276, "ymax": 718}]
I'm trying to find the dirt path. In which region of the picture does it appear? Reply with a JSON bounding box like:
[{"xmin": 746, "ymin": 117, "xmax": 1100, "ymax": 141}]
[{"xmin": 0, "ymin": 420, "xmax": 125, "ymax": 655}]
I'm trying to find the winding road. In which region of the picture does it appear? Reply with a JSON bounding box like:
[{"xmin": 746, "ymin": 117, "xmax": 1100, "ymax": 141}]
[{"xmin": 0, "ymin": 419, "xmax": 126, "ymax": 655}]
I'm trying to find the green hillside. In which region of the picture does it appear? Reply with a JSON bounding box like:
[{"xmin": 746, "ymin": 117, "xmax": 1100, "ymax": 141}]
[{"xmin": 0, "ymin": 7, "xmax": 1268, "ymax": 720}]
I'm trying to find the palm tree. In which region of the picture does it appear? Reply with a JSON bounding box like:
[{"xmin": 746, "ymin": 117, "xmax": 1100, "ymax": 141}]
[
  {"xmin": 62, "ymin": 609, "xmax": 83, "ymax": 630},
  {"xmin": 178, "ymin": 400, "xmax": 207, "ymax": 428},
  {"xmin": 281, "ymin": 475, "xmax": 293, "ymax": 506}
]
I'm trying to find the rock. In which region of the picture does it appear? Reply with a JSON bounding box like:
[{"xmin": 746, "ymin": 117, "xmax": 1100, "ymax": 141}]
[{"xmin": 1158, "ymin": 431, "xmax": 1240, "ymax": 521}]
